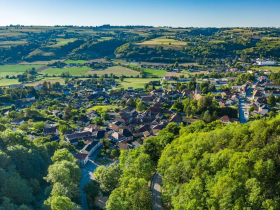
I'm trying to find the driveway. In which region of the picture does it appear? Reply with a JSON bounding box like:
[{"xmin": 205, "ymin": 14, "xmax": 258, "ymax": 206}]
[
  {"xmin": 151, "ymin": 173, "xmax": 162, "ymax": 210},
  {"xmin": 80, "ymin": 147, "xmax": 102, "ymax": 210}
]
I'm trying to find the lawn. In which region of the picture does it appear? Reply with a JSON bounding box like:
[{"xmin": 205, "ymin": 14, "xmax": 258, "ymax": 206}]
[
  {"xmin": 87, "ymin": 105, "xmax": 118, "ymax": 112},
  {"xmin": 118, "ymin": 78, "xmax": 160, "ymax": 89},
  {"xmin": 86, "ymin": 66, "xmax": 140, "ymax": 76},
  {"xmin": 64, "ymin": 59, "xmax": 87, "ymax": 64},
  {"xmin": 144, "ymin": 69, "xmax": 166, "ymax": 77},
  {"xmin": 0, "ymin": 79, "xmax": 20, "ymax": 86},
  {"xmin": 41, "ymin": 66, "xmax": 91, "ymax": 76},
  {"xmin": 0, "ymin": 64, "xmax": 45, "ymax": 72},
  {"xmin": 253, "ymin": 66, "xmax": 280, "ymax": 72}
]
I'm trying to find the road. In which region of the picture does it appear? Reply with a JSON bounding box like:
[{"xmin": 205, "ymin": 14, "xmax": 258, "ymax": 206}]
[
  {"xmin": 151, "ymin": 173, "xmax": 162, "ymax": 210},
  {"xmin": 239, "ymin": 98, "xmax": 248, "ymax": 124},
  {"xmin": 80, "ymin": 147, "xmax": 102, "ymax": 210}
]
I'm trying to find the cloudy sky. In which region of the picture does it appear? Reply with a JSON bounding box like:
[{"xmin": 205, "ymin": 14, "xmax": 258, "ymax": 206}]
[{"xmin": 1, "ymin": 0, "xmax": 279, "ymax": 27}]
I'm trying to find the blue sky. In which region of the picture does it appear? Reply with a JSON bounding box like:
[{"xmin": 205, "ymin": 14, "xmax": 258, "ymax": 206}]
[{"xmin": 1, "ymin": 0, "xmax": 280, "ymax": 27}]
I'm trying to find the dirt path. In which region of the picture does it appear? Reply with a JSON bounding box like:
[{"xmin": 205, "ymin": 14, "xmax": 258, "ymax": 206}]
[{"xmin": 151, "ymin": 173, "xmax": 162, "ymax": 210}]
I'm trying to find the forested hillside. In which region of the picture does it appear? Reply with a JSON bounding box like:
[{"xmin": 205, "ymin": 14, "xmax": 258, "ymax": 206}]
[{"xmin": 158, "ymin": 115, "xmax": 280, "ymax": 209}]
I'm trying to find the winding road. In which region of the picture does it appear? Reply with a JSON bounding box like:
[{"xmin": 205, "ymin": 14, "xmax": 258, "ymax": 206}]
[{"xmin": 151, "ymin": 173, "xmax": 163, "ymax": 210}]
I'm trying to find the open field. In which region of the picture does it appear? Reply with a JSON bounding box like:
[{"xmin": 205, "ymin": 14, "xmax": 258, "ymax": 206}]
[
  {"xmin": 41, "ymin": 66, "xmax": 91, "ymax": 75},
  {"xmin": 118, "ymin": 78, "xmax": 160, "ymax": 89},
  {"xmin": 48, "ymin": 38, "xmax": 77, "ymax": 47},
  {"xmin": 87, "ymin": 105, "xmax": 118, "ymax": 112},
  {"xmin": 253, "ymin": 66, "xmax": 280, "ymax": 72},
  {"xmin": 64, "ymin": 59, "xmax": 87, "ymax": 64},
  {"xmin": 25, "ymin": 78, "xmax": 65, "ymax": 86},
  {"xmin": 0, "ymin": 72, "xmax": 22, "ymax": 78},
  {"xmin": 135, "ymin": 37, "xmax": 187, "ymax": 49},
  {"xmin": 165, "ymin": 72, "xmax": 189, "ymax": 77},
  {"xmin": 0, "ymin": 40, "xmax": 28, "ymax": 47},
  {"xmin": 139, "ymin": 61, "xmax": 197, "ymax": 67},
  {"xmin": 86, "ymin": 66, "xmax": 140, "ymax": 76},
  {"xmin": 0, "ymin": 79, "xmax": 20, "ymax": 86},
  {"xmin": 144, "ymin": 69, "xmax": 166, "ymax": 77},
  {"xmin": 20, "ymin": 59, "xmax": 65, "ymax": 65},
  {"xmin": 0, "ymin": 64, "xmax": 45, "ymax": 72}
]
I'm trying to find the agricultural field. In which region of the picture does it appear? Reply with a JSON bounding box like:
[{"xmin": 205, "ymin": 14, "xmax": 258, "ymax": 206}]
[
  {"xmin": 87, "ymin": 105, "xmax": 118, "ymax": 112},
  {"xmin": 165, "ymin": 72, "xmax": 189, "ymax": 77},
  {"xmin": 48, "ymin": 38, "xmax": 77, "ymax": 47},
  {"xmin": 0, "ymin": 40, "xmax": 28, "ymax": 47},
  {"xmin": 253, "ymin": 66, "xmax": 280, "ymax": 72},
  {"xmin": 144, "ymin": 69, "xmax": 166, "ymax": 77},
  {"xmin": 25, "ymin": 77, "xmax": 65, "ymax": 86},
  {"xmin": 20, "ymin": 59, "xmax": 65, "ymax": 65},
  {"xmin": 0, "ymin": 79, "xmax": 20, "ymax": 86},
  {"xmin": 118, "ymin": 78, "xmax": 160, "ymax": 89},
  {"xmin": 135, "ymin": 37, "xmax": 187, "ymax": 49},
  {"xmin": 41, "ymin": 66, "xmax": 91, "ymax": 76},
  {"xmin": 64, "ymin": 59, "xmax": 87, "ymax": 64},
  {"xmin": 0, "ymin": 64, "xmax": 45, "ymax": 72},
  {"xmin": 87, "ymin": 66, "xmax": 140, "ymax": 76}
]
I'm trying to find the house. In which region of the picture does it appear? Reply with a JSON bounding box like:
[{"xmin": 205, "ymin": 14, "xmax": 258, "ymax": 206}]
[
  {"xmin": 26, "ymin": 94, "xmax": 35, "ymax": 102},
  {"xmin": 63, "ymin": 89, "xmax": 71, "ymax": 95},
  {"xmin": 80, "ymin": 140, "xmax": 101, "ymax": 156},
  {"xmin": 108, "ymin": 121, "xmax": 123, "ymax": 131},
  {"xmin": 258, "ymin": 105, "xmax": 269, "ymax": 115},
  {"xmin": 262, "ymin": 83, "xmax": 280, "ymax": 89},
  {"xmin": 119, "ymin": 128, "xmax": 133, "ymax": 141},
  {"xmin": 53, "ymin": 110, "xmax": 63, "ymax": 116},
  {"xmin": 34, "ymin": 84, "xmax": 43, "ymax": 90},
  {"xmin": 43, "ymin": 127, "xmax": 59, "ymax": 137},
  {"xmin": 10, "ymin": 119, "xmax": 24, "ymax": 125},
  {"xmin": 181, "ymin": 89, "xmax": 192, "ymax": 98},
  {"xmin": 84, "ymin": 124, "xmax": 99, "ymax": 132},
  {"xmin": 252, "ymin": 89, "xmax": 262, "ymax": 99},
  {"xmin": 74, "ymin": 153, "xmax": 89, "ymax": 165},
  {"xmin": 77, "ymin": 116, "xmax": 90, "ymax": 126},
  {"xmin": 219, "ymin": 115, "xmax": 234, "ymax": 124},
  {"xmin": 193, "ymin": 94, "xmax": 202, "ymax": 101},
  {"xmin": 110, "ymin": 132, "xmax": 125, "ymax": 142},
  {"xmin": 256, "ymin": 58, "xmax": 277, "ymax": 66},
  {"xmin": 134, "ymin": 124, "xmax": 151, "ymax": 137},
  {"xmin": 168, "ymin": 113, "xmax": 182, "ymax": 124},
  {"xmin": 117, "ymin": 141, "xmax": 131, "ymax": 151},
  {"xmin": 95, "ymin": 130, "xmax": 107, "ymax": 140},
  {"xmin": 65, "ymin": 131, "xmax": 92, "ymax": 142},
  {"xmin": 141, "ymin": 96, "xmax": 154, "ymax": 105},
  {"xmin": 9, "ymin": 84, "xmax": 25, "ymax": 89}
]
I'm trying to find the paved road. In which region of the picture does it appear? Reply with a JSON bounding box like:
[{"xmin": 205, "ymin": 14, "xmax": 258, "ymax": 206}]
[
  {"xmin": 239, "ymin": 98, "xmax": 248, "ymax": 124},
  {"xmin": 80, "ymin": 147, "xmax": 102, "ymax": 210},
  {"xmin": 151, "ymin": 173, "xmax": 162, "ymax": 210}
]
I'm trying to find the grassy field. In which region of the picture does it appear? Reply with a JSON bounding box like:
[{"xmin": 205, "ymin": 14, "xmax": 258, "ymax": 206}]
[
  {"xmin": 253, "ymin": 66, "xmax": 280, "ymax": 72},
  {"xmin": 0, "ymin": 64, "xmax": 45, "ymax": 72},
  {"xmin": 135, "ymin": 37, "xmax": 187, "ymax": 49},
  {"xmin": 49, "ymin": 38, "xmax": 77, "ymax": 47},
  {"xmin": 86, "ymin": 66, "xmax": 140, "ymax": 76},
  {"xmin": 41, "ymin": 66, "xmax": 91, "ymax": 75},
  {"xmin": 0, "ymin": 40, "xmax": 28, "ymax": 47},
  {"xmin": 118, "ymin": 78, "xmax": 160, "ymax": 89},
  {"xmin": 25, "ymin": 78, "xmax": 65, "ymax": 86},
  {"xmin": 64, "ymin": 59, "xmax": 87, "ymax": 64},
  {"xmin": 87, "ymin": 105, "xmax": 118, "ymax": 112},
  {"xmin": 20, "ymin": 60, "xmax": 65, "ymax": 65},
  {"xmin": 0, "ymin": 72, "xmax": 22, "ymax": 78},
  {"xmin": 144, "ymin": 69, "xmax": 166, "ymax": 77},
  {"xmin": 0, "ymin": 79, "xmax": 20, "ymax": 86}
]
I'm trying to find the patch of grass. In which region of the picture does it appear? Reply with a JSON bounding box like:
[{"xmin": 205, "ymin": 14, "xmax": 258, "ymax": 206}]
[
  {"xmin": 144, "ymin": 69, "xmax": 166, "ymax": 77},
  {"xmin": 0, "ymin": 72, "xmax": 22, "ymax": 78},
  {"xmin": 86, "ymin": 66, "xmax": 139, "ymax": 76},
  {"xmin": 118, "ymin": 78, "xmax": 160, "ymax": 89},
  {"xmin": 64, "ymin": 59, "xmax": 87, "ymax": 64},
  {"xmin": 252, "ymin": 66, "xmax": 280, "ymax": 72},
  {"xmin": 0, "ymin": 79, "xmax": 20, "ymax": 86},
  {"xmin": 48, "ymin": 38, "xmax": 77, "ymax": 47},
  {"xmin": 135, "ymin": 37, "xmax": 187, "ymax": 49},
  {"xmin": 41, "ymin": 66, "xmax": 91, "ymax": 76},
  {"xmin": 0, "ymin": 64, "xmax": 45, "ymax": 72},
  {"xmin": 0, "ymin": 40, "xmax": 28, "ymax": 47},
  {"xmin": 87, "ymin": 105, "xmax": 118, "ymax": 112}
]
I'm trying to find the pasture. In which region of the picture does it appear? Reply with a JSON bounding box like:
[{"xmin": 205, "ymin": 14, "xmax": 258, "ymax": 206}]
[
  {"xmin": 48, "ymin": 38, "xmax": 77, "ymax": 47},
  {"xmin": 87, "ymin": 105, "xmax": 118, "ymax": 112},
  {"xmin": 64, "ymin": 59, "xmax": 87, "ymax": 64},
  {"xmin": 253, "ymin": 66, "xmax": 280, "ymax": 72},
  {"xmin": 118, "ymin": 78, "xmax": 160, "ymax": 89},
  {"xmin": 0, "ymin": 64, "xmax": 45, "ymax": 72},
  {"xmin": 144, "ymin": 69, "xmax": 166, "ymax": 77},
  {"xmin": 0, "ymin": 79, "xmax": 20, "ymax": 86},
  {"xmin": 86, "ymin": 66, "xmax": 140, "ymax": 76},
  {"xmin": 41, "ymin": 66, "xmax": 91, "ymax": 75},
  {"xmin": 135, "ymin": 37, "xmax": 187, "ymax": 49}
]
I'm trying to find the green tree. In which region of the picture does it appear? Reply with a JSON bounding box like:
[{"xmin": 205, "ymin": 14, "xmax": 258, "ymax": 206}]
[
  {"xmin": 136, "ymin": 101, "xmax": 146, "ymax": 112},
  {"xmin": 83, "ymin": 180, "xmax": 100, "ymax": 200},
  {"xmin": 267, "ymin": 92, "xmax": 276, "ymax": 106},
  {"xmin": 59, "ymin": 124, "xmax": 69, "ymax": 135}
]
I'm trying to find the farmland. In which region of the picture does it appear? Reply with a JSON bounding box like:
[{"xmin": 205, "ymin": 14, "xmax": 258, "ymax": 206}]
[
  {"xmin": 135, "ymin": 37, "xmax": 187, "ymax": 49},
  {"xmin": 144, "ymin": 69, "xmax": 166, "ymax": 77},
  {"xmin": 118, "ymin": 78, "xmax": 160, "ymax": 89},
  {"xmin": 253, "ymin": 66, "xmax": 280, "ymax": 72},
  {"xmin": 0, "ymin": 79, "xmax": 20, "ymax": 86},
  {"xmin": 48, "ymin": 38, "xmax": 77, "ymax": 47},
  {"xmin": 86, "ymin": 66, "xmax": 140, "ymax": 76},
  {"xmin": 64, "ymin": 59, "xmax": 87, "ymax": 64},
  {"xmin": 41, "ymin": 66, "xmax": 91, "ymax": 75},
  {"xmin": 0, "ymin": 64, "xmax": 45, "ymax": 72}
]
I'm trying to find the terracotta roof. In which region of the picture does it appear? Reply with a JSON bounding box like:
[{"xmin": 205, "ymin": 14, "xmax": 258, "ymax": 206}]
[
  {"xmin": 74, "ymin": 153, "xmax": 88, "ymax": 160},
  {"xmin": 219, "ymin": 115, "xmax": 233, "ymax": 122}
]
